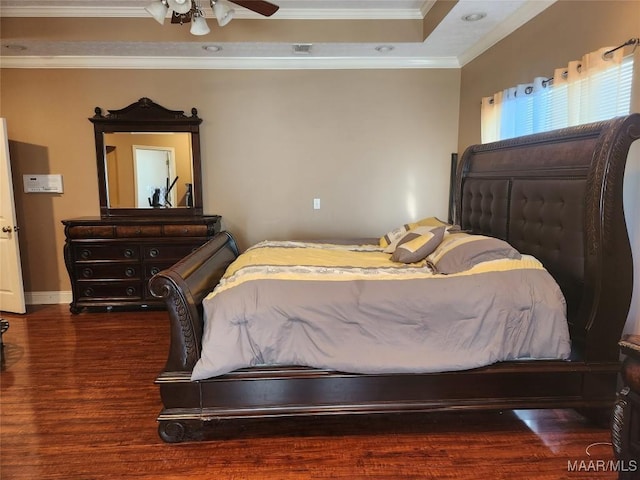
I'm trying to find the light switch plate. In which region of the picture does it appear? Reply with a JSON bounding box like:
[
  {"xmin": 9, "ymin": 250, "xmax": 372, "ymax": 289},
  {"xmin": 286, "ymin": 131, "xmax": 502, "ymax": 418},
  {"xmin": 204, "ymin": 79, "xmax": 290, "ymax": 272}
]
[{"xmin": 23, "ymin": 174, "xmax": 64, "ymax": 193}]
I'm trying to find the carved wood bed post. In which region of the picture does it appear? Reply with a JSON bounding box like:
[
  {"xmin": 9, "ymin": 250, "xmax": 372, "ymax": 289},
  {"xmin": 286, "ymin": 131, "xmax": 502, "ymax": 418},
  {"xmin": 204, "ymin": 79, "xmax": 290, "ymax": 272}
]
[
  {"xmin": 150, "ymin": 231, "xmax": 239, "ymax": 443},
  {"xmin": 149, "ymin": 231, "xmax": 239, "ymax": 372},
  {"xmin": 581, "ymin": 116, "xmax": 640, "ymax": 362}
]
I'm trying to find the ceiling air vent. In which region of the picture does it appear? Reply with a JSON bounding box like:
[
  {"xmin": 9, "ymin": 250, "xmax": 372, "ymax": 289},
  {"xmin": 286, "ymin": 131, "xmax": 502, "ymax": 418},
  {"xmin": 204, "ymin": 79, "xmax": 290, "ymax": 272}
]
[{"xmin": 292, "ymin": 44, "xmax": 312, "ymax": 55}]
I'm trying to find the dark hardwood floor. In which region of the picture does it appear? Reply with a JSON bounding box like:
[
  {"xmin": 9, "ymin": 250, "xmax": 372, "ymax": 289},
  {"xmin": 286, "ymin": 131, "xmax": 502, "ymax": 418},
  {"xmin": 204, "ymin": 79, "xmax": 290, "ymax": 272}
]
[{"xmin": 0, "ymin": 304, "xmax": 620, "ymax": 479}]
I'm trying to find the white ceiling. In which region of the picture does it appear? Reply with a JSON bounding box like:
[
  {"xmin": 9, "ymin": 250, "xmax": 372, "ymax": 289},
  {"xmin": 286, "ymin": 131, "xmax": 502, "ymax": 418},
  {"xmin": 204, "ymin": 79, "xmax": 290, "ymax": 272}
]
[{"xmin": 0, "ymin": 0, "xmax": 556, "ymax": 69}]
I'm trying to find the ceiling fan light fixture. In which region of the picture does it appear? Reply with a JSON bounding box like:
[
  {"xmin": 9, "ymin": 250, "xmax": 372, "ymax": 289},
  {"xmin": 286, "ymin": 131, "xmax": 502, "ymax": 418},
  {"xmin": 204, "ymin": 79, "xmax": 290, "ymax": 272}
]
[
  {"xmin": 144, "ymin": 0, "xmax": 169, "ymax": 24},
  {"xmin": 145, "ymin": 0, "xmax": 277, "ymax": 33},
  {"xmin": 167, "ymin": 0, "xmax": 192, "ymax": 15},
  {"xmin": 190, "ymin": 11, "xmax": 211, "ymax": 35},
  {"xmin": 212, "ymin": 0, "xmax": 235, "ymax": 27}
]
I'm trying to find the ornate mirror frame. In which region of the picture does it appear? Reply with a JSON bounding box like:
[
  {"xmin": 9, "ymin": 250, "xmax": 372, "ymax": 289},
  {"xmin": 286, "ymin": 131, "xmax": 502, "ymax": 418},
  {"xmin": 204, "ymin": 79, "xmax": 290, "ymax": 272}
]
[{"xmin": 90, "ymin": 97, "xmax": 203, "ymax": 218}]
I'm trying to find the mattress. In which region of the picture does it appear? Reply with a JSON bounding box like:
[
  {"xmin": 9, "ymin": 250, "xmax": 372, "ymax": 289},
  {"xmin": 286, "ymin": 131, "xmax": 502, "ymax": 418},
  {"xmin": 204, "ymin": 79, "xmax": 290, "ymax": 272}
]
[{"xmin": 192, "ymin": 240, "xmax": 571, "ymax": 380}]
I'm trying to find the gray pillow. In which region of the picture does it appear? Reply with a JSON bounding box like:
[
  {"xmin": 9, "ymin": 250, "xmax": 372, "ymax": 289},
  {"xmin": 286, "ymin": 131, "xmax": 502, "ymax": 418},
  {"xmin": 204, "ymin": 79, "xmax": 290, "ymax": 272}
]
[
  {"xmin": 391, "ymin": 226, "xmax": 446, "ymax": 264},
  {"xmin": 426, "ymin": 233, "xmax": 521, "ymax": 274}
]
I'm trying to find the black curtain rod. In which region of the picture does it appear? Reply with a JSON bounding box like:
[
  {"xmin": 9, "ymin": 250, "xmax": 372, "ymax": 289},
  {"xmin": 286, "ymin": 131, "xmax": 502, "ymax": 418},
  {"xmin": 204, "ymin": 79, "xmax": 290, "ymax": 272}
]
[
  {"xmin": 487, "ymin": 37, "xmax": 638, "ymax": 100},
  {"xmin": 604, "ymin": 37, "xmax": 639, "ymax": 57},
  {"xmin": 541, "ymin": 38, "xmax": 638, "ymax": 87}
]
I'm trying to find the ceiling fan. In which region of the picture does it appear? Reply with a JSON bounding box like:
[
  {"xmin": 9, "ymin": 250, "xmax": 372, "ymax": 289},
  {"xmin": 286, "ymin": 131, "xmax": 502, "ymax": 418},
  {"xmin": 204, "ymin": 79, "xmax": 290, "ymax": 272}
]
[{"xmin": 145, "ymin": 0, "xmax": 279, "ymax": 34}]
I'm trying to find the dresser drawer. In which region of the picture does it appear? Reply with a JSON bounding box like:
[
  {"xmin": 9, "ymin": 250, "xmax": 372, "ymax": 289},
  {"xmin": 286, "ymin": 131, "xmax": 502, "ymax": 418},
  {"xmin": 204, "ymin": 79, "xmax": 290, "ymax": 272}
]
[
  {"xmin": 116, "ymin": 225, "xmax": 163, "ymax": 238},
  {"xmin": 163, "ymin": 224, "xmax": 209, "ymax": 237},
  {"xmin": 76, "ymin": 281, "xmax": 142, "ymax": 300},
  {"xmin": 73, "ymin": 244, "xmax": 140, "ymax": 261},
  {"xmin": 75, "ymin": 263, "xmax": 141, "ymax": 280},
  {"xmin": 67, "ymin": 225, "xmax": 115, "ymax": 239},
  {"xmin": 144, "ymin": 262, "xmax": 176, "ymax": 279},
  {"xmin": 143, "ymin": 244, "xmax": 201, "ymax": 261}
]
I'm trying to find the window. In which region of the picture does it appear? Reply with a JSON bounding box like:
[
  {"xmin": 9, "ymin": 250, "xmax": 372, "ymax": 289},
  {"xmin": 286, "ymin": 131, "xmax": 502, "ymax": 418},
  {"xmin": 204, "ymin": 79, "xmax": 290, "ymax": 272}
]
[{"xmin": 481, "ymin": 43, "xmax": 636, "ymax": 143}]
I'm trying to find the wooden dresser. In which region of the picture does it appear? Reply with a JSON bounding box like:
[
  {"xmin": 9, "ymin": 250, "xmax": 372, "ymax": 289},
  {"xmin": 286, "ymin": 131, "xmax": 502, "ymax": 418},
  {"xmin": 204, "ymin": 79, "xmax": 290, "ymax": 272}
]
[{"xmin": 62, "ymin": 216, "xmax": 220, "ymax": 313}]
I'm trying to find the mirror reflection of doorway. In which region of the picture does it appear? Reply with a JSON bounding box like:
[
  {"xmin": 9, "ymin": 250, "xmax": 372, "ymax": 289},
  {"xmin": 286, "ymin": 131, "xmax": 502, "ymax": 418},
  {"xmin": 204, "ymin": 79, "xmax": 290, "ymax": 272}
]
[{"xmin": 133, "ymin": 145, "xmax": 177, "ymax": 208}]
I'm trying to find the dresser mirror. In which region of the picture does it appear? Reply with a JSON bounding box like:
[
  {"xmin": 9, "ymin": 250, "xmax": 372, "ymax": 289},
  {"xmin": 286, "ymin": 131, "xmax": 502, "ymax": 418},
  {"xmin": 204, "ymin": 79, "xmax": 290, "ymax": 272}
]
[{"xmin": 91, "ymin": 98, "xmax": 203, "ymax": 217}]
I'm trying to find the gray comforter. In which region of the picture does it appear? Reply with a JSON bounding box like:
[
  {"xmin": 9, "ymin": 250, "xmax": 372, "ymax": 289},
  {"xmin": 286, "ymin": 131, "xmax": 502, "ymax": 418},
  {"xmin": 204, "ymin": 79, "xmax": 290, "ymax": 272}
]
[{"xmin": 192, "ymin": 241, "xmax": 571, "ymax": 380}]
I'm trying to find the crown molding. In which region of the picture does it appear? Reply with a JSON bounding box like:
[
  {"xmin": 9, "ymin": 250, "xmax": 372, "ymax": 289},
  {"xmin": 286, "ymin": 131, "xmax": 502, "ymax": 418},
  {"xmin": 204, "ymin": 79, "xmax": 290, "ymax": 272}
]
[
  {"xmin": 0, "ymin": 54, "xmax": 460, "ymax": 70},
  {"xmin": 420, "ymin": 0, "xmax": 437, "ymax": 17}
]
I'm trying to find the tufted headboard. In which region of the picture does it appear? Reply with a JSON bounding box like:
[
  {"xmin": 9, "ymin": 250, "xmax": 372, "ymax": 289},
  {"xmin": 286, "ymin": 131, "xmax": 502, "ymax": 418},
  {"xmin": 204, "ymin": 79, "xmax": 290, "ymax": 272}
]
[{"xmin": 455, "ymin": 114, "xmax": 640, "ymax": 361}]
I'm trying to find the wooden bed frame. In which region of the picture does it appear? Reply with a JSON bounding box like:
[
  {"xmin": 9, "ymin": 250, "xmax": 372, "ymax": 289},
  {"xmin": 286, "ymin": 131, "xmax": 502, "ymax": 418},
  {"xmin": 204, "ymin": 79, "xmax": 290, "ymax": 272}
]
[{"xmin": 149, "ymin": 114, "xmax": 640, "ymax": 443}]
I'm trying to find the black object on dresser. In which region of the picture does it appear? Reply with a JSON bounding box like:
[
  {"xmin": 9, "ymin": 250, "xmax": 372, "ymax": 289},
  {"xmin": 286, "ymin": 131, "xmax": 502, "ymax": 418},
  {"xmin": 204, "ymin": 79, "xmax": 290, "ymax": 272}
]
[
  {"xmin": 63, "ymin": 216, "xmax": 220, "ymax": 313},
  {"xmin": 613, "ymin": 335, "xmax": 640, "ymax": 479}
]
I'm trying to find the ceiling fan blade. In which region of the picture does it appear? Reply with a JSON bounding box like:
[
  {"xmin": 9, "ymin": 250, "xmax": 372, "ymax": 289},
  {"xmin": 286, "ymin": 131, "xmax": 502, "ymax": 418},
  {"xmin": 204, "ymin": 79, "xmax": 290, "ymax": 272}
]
[{"xmin": 228, "ymin": 0, "xmax": 279, "ymax": 17}]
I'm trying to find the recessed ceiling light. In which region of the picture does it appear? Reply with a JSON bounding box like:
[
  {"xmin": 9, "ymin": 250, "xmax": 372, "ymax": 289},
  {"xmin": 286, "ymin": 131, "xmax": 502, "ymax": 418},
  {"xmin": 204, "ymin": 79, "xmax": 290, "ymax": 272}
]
[
  {"xmin": 375, "ymin": 45, "xmax": 395, "ymax": 53},
  {"xmin": 461, "ymin": 12, "xmax": 486, "ymax": 22},
  {"xmin": 3, "ymin": 44, "xmax": 27, "ymax": 51},
  {"xmin": 202, "ymin": 45, "xmax": 222, "ymax": 53}
]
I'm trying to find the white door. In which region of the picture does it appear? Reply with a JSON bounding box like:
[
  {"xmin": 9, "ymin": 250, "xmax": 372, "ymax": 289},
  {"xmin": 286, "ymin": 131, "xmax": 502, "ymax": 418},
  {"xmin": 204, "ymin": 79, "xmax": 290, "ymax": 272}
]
[
  {"xmin": 0, "ymin": 118, "xmax": 26, "ymax": 314},
  {"xmin": 133, "ymin": 146, "xmax": 177, "ymax": 208}
]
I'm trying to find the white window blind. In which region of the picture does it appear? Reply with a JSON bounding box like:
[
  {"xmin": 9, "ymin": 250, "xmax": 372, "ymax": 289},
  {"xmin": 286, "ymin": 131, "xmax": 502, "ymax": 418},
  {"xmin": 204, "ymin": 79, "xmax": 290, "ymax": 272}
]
[{"xmin": 481, "ymin": 45, "xmax": 635, "ymax": 143}]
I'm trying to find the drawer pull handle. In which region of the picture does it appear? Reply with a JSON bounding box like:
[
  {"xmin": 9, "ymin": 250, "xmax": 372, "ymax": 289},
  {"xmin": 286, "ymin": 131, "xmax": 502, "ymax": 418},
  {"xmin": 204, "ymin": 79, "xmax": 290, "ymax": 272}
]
[
  {"xmin": 125, "ymin": 267, "xmax": 136, "ymax": 277},
  {"xmin": 80, "ymin": 249, "xmax": 91, "ymax": 259},
  {"xmin": 82, "ymin": 268, "xmax": 93, "ymax": 278},
  {"xmin": 149, "ymin": 248, "xmax": 159, "ymax": 258},
  {"xmin": 123, "ymin": 249, "xmax": 134, "ymax": 258},
  {"xmin": 83, "ymin": 287, "xmax": 94, "ymax": 297},
  {"xmin": 126, "ymin": 287, "xmax": 136, "ymax": 296},
  {"xmin": 150, "ymin": 267, "xmax": 160, "ymax": 276},
  {"xmin": 135, "ymin": 228, "xmax": 142, "ymax": 235}
]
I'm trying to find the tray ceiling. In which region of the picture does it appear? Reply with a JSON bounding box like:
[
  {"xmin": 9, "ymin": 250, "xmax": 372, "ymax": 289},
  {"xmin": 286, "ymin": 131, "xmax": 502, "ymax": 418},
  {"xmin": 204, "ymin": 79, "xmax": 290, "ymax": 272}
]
[{"xmin": 0, "ymin": 0, "xmax": 556, "ymax": 69}]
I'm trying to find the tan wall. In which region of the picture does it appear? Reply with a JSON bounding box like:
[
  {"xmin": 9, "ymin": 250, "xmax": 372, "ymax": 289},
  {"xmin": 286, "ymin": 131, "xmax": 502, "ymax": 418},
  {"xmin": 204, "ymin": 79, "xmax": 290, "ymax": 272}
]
[
  {"xmin": 0, "ymin": 68, "xmax": 460, "ymax": 293},
  {"xmin": 458, "ymin": 0, "xmax": 640, "ymax": 152}
]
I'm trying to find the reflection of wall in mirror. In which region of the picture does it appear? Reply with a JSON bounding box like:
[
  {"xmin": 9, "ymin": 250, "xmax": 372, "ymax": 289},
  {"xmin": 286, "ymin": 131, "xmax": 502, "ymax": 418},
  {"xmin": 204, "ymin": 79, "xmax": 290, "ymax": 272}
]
[
  {"xmin": 103, "ymin": 133, "xmax": 193, "ymax": 208},
  {"xmin": 105, "ymin": 146, "xmax": 120, "ymax": 207}
]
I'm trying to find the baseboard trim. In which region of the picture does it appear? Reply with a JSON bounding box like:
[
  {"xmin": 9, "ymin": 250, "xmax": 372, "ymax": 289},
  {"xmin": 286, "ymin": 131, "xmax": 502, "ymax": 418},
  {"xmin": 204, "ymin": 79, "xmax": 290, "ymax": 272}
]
[{"xmin": 25, "ymin": 291, "xmax": 72, "ymax": 305}]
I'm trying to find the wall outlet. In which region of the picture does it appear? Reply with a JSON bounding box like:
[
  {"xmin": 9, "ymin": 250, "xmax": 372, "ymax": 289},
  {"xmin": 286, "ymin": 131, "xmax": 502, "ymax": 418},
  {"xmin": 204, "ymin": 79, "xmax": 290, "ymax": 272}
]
[{"xmin": 313, "ymin": 198, "xmax": 321, "ymax": 210}]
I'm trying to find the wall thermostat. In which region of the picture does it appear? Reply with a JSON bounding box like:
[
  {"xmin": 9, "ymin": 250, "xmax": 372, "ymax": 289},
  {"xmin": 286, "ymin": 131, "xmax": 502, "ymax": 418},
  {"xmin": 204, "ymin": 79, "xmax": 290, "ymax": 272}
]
[{"xmin": 23, "ymin": 174, "xmax": 64, "ymax": 193}]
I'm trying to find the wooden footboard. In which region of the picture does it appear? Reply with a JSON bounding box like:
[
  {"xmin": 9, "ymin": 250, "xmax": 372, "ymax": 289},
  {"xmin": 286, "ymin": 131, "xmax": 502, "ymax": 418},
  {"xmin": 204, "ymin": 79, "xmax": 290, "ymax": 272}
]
[{"xmin": 149, "ymin": 231, "xmax": 238, "ymax": 372}]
